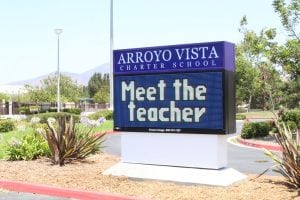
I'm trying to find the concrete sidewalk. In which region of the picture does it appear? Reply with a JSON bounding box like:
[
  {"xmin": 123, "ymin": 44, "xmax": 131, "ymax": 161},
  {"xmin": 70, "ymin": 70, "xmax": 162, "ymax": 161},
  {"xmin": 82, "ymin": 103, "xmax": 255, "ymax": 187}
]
[{"xmin": 0, "ymin": 191, "xmax": 69, "ymax": 200}]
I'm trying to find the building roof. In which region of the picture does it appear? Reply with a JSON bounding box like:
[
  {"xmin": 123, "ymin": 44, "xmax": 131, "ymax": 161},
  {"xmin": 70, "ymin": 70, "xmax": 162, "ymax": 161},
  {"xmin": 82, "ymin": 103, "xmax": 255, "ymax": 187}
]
[{"xmin": 0, "ymin": 85, "xmax": 27, "ymax": 95}]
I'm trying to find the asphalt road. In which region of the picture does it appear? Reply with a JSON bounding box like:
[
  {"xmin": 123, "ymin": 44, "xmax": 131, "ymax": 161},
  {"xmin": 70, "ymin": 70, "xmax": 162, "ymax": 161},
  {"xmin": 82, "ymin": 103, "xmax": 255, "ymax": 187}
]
[
  {"xmin": 103, "ymin": 121, "xmax": 277, "ymax": 175},
  {"xmin": 227, "ymin": 140, "xmax": 276, "ymax": 175}
]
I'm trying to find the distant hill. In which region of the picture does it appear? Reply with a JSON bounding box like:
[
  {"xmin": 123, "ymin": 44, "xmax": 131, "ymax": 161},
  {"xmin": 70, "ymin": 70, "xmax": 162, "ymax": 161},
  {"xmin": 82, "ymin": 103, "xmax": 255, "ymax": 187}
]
[{"xmin": 9, "ymin": 63, "xmax": 110, "ymax": 86}]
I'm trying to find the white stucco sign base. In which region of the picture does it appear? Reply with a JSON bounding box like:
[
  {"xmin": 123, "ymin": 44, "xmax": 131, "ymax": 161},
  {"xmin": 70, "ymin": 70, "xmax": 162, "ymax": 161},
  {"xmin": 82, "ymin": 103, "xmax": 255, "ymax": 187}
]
[
  {"xmin": 103, "ymin": 132, "xmax": 247, "ymax": 186},
  {"xmin": 122, "ymin": 132, "xmax": 227, "ymax": 169}
]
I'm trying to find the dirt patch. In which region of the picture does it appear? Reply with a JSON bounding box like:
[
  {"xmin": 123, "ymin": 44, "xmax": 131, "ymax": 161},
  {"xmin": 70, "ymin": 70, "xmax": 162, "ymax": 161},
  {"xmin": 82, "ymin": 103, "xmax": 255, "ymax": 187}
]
[{"xmin": 0, "ymin": 154, "xmax": 299, "ymax": 200}]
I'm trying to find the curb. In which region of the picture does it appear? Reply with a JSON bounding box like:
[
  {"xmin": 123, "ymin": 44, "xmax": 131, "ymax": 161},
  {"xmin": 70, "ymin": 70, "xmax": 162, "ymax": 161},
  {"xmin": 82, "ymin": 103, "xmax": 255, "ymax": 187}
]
[
  {"xmin": 0, "ymin": 180, "xmax": 138, "ymax": 200},
  {"xmin": 236, "ymin": 137, "xmax": 282, "ymax": 152},
  {"xmin": 96, "ymin": 130, "xmax": 119, "ymax": 135},
  {"xmin": 94, "ymin": 130, "xmax": 119, "ymax": 137},
  {"xmin": 106, "ymin": 130, "xmax": 119, "ymax": 134}
]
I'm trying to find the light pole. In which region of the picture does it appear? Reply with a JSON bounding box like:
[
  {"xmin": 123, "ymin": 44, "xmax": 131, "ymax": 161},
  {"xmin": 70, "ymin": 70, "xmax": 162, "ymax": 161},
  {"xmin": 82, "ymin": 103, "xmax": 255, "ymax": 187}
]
[
  {"xmin": 109, "ymin": 0, "xmax": 114, "ymax": 110},
  {"xmin": 54, "ymin": 28, "xmax": 63, "ymax": 112}
]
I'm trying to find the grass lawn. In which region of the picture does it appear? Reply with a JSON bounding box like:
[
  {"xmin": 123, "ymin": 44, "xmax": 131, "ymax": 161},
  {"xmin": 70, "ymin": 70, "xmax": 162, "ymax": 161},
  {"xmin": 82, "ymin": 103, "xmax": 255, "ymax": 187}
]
[
  {"xmin": 237, "ymin": 111, "xmax": 276, "ymax": 119},
  {"xmin": 76, "ymin": 120, "xmax": 113, "ymax": 133},
  {"xmin": 93, "ymin": 120, "xmax": 113, "ymax": 132}
]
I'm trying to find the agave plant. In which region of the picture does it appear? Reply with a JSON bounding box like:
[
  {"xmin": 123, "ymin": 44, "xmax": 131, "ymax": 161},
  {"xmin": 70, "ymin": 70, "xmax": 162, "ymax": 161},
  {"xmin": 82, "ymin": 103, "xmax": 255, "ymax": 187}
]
[
  {"xmin": 38, "ymin": 115, "xmax": 105, "ymax": 166},
  {"xmin": 264, "ymin": 114, "xmax": 300, "ymax": 188}
]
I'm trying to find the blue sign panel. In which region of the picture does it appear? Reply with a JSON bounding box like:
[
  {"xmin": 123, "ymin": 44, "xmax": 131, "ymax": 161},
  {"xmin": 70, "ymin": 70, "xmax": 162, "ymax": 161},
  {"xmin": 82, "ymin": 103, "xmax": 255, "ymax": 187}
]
[
  {"xmin": 114, "ymin": 72, "xmax": 223, "ymax": 133},
  {"xmin": 114, "ymin": 41, "xmax": 236, "ymax": 134},
  {"xmin": 114, "ymin": 41, "xmax": 234, "ymax": 75}
]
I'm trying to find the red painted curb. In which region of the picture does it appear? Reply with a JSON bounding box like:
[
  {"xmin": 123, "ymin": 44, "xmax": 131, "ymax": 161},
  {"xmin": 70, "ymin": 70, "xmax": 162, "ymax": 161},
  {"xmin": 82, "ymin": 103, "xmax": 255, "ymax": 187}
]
[
  {"xmin": 0, "ymin": 180, "xmax": 138, "ymax": 200},
  {"xmin": 236, "ymin": 137, "xmax": 282, "ymax": 152}
]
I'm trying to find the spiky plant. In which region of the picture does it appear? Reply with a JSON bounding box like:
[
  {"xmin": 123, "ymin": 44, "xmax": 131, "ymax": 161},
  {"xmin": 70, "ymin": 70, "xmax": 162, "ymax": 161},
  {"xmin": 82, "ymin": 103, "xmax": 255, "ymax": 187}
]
[
  {"xmin": 264, "ymin": 115, "xmax": 300, "ymax": 188},
  {"xmin": 38, "ymin": 115, "xmax": 105, "ymax": 166}
]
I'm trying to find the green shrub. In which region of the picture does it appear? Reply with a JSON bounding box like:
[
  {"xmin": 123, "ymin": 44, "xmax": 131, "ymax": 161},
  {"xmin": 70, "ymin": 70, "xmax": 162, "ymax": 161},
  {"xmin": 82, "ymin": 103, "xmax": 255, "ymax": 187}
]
[
  {"xmin": 6, "ymin": 133, "xmax": 50, "ymax": 161},
  {"xmin": 286, "ymin": 121, "xmax": 297, "ymax": 132},
  {"xmin": 29, "ymin": 106, "xmax": 41, "ymax": 114},
  {"xmin": 18, "ymin": 106, "xmax": 30, "ymax": 115},
  {"xmin": 0, "ymin": 120, "xmax": 15, "ymax": 132},
  {"xmin": 268, "ymin": 120, "xmax": 280, "ymax": 133},
  {"xmin": 256, "ymin": 122, "xmax": 270, "ymax": 137},
  {"xmin": 271, "ymin": 127, "xmax": 279, "ymax": 133},
  {"xmin": 280, "ymin": 109, "xmax": 300, "ymax": 128},
  {"xmin": 89, "ymin": 110, "xmax": 113, "ymax": 120},
  {"xmin": 19, "ymin": 106, "xmax": 41, "ymax": 114},
  {"xmin": 29, "ymin": 112, "xmax": 80, "ymax": 123},
  {"xmin": 105, "ymin": 110, "xmax": 113, "ymax": 120},
  {"xmin": 48, "ymin": 108, "xmax": 58, "ymax": 112},
  {"xmin": 236, "ymin": 114, "xmax": 246, "ymax": 120},
  {"xmin": 39, "ymin": 107, "xmax": 59, "ymax": 113},
  {"xmin": 241, "ymin": 123, "xmax": 254, "ymax": 139},
  {"xmin": 241, "ymin": 121, "xmax": 270, "ymax": 139},
  {"xmin": 63, "ymin": 108, "xmax": 81, "ymax": 115}
]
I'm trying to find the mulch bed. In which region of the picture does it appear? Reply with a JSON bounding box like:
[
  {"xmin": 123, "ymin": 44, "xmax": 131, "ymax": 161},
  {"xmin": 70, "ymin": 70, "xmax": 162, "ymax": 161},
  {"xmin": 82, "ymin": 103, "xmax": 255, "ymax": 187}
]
[{"xmin": 0, "ymin": 154, "xmax": 299, "ymax": 200}]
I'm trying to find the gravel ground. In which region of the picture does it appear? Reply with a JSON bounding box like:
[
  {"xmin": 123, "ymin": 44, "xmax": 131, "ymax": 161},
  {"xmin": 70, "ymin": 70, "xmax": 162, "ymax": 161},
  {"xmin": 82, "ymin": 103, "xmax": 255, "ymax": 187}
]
[{"xmin": 0, "ymin": 154, "xmax": 299, "ymax": 200}]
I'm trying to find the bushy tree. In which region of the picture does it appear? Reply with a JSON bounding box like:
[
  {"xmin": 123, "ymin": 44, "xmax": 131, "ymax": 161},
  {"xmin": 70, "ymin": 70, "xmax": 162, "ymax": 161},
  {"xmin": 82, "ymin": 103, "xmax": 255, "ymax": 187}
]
[
  {"xmin": 0, "ymin": 93, "xmax": 9, "ymax": 101},
  {"xmin": 23, "ymin": 74, "xmax": 86, "ymax": 103},
  {"xmin": 272, "ymin": 40, "xmax": 300, "ymax": 80},
  {"xmin": 237, "ymin": 1, "xmax": 300, "ymax": 110},
  {"xmin": 93, "ymin": 86, "xmax": 109, "ymax": 103}
]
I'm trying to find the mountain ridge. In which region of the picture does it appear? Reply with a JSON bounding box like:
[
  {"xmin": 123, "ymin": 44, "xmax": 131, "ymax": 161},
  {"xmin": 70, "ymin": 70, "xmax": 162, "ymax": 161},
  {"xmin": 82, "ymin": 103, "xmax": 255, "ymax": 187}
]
[{"xmin": 9, "ymin": 63, "xmax": 110, "ymax": 86}]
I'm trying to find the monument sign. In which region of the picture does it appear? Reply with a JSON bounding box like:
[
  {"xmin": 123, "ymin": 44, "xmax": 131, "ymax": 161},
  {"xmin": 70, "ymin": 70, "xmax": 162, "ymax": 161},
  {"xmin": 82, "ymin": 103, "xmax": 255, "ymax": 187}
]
[{"xmin": 114, "ymin": 41, "xmax": 235, "ymax": 135}]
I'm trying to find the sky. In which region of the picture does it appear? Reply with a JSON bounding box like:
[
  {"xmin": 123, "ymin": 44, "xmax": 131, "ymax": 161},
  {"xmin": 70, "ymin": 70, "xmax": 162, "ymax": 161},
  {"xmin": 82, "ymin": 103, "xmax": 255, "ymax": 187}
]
[{"xmin": 0, "ymin": 0, "xmax": 286, "ymax": 84}]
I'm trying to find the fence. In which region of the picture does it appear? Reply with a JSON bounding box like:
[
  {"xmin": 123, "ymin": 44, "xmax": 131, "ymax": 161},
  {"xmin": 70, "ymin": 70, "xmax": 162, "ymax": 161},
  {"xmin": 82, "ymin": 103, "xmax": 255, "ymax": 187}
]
[{"xmin": 0, "ymin": 101, "xmax": 110, "ymax": 115}]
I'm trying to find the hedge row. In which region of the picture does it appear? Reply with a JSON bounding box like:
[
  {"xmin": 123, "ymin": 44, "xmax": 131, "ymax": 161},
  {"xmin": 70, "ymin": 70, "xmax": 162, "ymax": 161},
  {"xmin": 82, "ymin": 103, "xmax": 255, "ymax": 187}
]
[
  {"xmin": 19, "ymin": 107, "xmax": 82, "ymax": 115},
  {"xmin": 88, "ymin": 110, "xmax": 113, "ymax": 120}
]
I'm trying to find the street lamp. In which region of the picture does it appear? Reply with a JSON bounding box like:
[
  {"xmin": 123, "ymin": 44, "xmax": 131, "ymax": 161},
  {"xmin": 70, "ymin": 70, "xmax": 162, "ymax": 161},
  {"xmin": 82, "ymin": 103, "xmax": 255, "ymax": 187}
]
[
  {"xmin": 54, "ymin": 28, "xmax": 63, "ymax": 112},
  {"xmin": 109, "ymin": 0, "xmax": 114, "ymax": 110}
]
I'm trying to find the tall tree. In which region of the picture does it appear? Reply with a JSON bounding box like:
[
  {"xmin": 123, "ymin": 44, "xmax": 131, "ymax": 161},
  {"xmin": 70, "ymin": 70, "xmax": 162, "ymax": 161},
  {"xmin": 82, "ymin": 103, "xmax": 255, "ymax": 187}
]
[
  {"xmin": 273, "ymin": 0, "xmax": 300, "ymax": 40},
  {"xmin": 271, "ymin": 0, "xmax": 300, "ymax": 108},
  {"xmin": 87, "ymin": 73, "xmax": 110, "ymax": 103},
  {"xmin": 257, "ymin": 62, "xmax": 284, "ymax": 110},
  {"xmin": 272, "ymin": 0, "xmax": 300, "ymax": 79},
  {"xmin": 236, "ymin": 45, "xmax": 260, "ymax": 109},
  {"xmin": 237, "ymin": 16, "xmax": 284, "ymax": 110}
]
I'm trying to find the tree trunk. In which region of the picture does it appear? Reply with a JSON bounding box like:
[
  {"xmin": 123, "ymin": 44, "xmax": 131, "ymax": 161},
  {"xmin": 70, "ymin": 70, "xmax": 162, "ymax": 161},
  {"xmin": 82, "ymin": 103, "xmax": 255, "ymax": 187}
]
[
  {"xmin": 268, "ymin": 90, "xmax": 275, "ymax": 111},
  {"xmin": 247, "ymin": 95, "xmax": 252, "ymax": 112}
]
